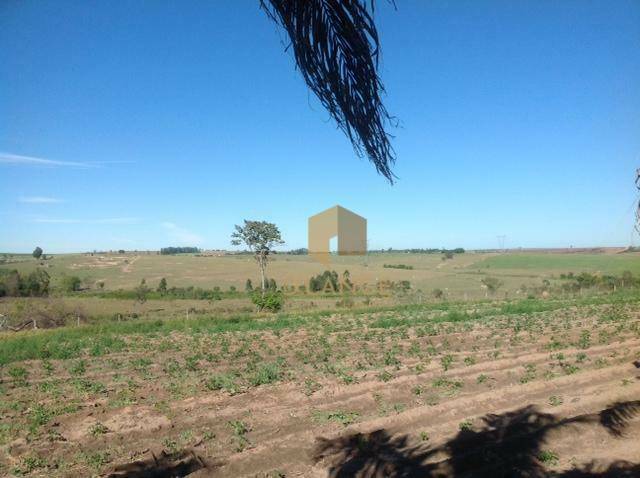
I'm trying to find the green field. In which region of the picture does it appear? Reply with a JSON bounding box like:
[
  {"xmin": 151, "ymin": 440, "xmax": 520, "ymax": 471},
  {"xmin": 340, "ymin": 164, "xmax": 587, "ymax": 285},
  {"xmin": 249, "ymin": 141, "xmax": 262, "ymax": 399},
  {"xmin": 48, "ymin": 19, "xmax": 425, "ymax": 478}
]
[
  {"xmin": 4, "ymin": 251, "xmax": 639, "ymax": 294},
  {"xmin": 474, "ymin": 253, "xmax": 640, "ymax": 274},
  {"xmin": 1, "ymin": 250, "xmax": 639, "ymax": 325}
]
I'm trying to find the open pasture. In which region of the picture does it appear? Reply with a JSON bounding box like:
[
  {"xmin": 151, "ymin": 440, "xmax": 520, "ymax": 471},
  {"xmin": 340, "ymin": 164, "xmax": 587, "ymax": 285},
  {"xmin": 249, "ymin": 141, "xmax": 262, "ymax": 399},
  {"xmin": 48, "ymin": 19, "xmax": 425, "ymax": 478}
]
[
  {"xmin": 1, "ymin": 295, "xmax": 639, "ymax": 476},
  {"xmin": 4, "ymin": 250, "xmax": 639, "ymax": 302}
]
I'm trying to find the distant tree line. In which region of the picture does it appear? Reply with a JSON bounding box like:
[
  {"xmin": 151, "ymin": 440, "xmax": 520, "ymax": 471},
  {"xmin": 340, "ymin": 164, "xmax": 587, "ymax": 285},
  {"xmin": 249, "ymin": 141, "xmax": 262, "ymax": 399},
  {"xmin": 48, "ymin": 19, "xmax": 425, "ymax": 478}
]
[
  {"xmin": 160, "ymin": 247, "xmax": 201, "ymax": 255},
  {"xmin": 285, "ymin": 248, "xmax": 308, "ymax": 255},
  {"xmin": 371, "ymin": 248, "xmax": 465, "ymax": 254},
  {"xmin": 100, "ymin": 277, "xmax": 239, "ymax": 302},
  {"xmin": 383, "ymin": 264, "xmax": 414, "ymax": 270}
]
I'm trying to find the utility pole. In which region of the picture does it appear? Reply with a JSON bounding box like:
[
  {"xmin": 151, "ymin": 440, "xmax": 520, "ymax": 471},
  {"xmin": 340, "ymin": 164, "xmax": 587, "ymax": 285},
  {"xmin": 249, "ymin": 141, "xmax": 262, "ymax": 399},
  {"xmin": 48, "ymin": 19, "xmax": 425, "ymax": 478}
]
[
  {"xmin": 636, "ymin": 169, "xmax": 640, "ymax": 234},
  {"xmin": 497, "ymin": 235, "xmax": 506, "ymax": 253}
]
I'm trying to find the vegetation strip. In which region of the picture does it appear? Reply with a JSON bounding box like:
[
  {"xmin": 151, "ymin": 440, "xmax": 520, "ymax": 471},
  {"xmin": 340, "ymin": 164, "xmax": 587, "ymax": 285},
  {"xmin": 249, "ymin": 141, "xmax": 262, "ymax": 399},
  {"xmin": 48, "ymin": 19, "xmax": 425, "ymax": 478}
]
[{"xmin": 1, "ymin": 292, "xmax": 638, "ymax": 366}]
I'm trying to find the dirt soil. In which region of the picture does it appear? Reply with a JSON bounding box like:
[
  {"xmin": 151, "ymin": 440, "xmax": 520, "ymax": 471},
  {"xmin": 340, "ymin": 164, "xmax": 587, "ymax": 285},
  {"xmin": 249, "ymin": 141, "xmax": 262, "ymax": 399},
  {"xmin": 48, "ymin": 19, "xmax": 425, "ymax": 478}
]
[{"xmin": 1, "ymin": 301, "xmax": 639, "ymax": 477}]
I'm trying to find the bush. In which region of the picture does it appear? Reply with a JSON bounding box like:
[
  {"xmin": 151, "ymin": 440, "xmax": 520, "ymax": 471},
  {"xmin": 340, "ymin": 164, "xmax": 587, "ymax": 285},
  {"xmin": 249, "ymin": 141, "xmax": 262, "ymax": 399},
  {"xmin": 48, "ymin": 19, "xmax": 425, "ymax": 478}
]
[
  {"xmin": 0, "ymin": 269, "xmax": 49, "ymax": 297},
  {"xmin": 251, "ymin": 290, "xmax": 284, "ymax": 312},
  {"xmin": 481, "ymin": 277, "xmax": 503, "ymax": 295},
  {"xmin": 61, "ymin": 275, "xmax": 82, "ymax": 293}
]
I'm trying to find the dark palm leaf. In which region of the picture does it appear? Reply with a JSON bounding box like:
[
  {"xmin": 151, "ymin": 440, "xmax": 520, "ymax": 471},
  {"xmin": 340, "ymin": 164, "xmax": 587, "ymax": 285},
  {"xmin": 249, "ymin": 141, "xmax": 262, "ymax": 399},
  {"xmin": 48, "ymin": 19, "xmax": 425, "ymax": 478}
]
[{"xmin": 261, "ymin": 0, "xmax": 397, "ymax": 182}]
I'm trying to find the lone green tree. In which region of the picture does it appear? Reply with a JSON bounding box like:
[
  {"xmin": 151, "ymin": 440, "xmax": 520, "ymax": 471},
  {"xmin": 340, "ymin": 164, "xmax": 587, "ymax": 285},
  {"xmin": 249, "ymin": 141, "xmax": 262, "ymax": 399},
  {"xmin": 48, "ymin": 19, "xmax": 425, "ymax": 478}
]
[
  {"xmin": 135, "ymin": 278, "xmax": 149, "ymax": 303},
  {"xmin": 157, "ymin": 277, "xmax": 168, "ymax": 295},
  {"xmin": 481, "ymin": 277, "xmax": 503, "ymax": 297},
  {"xmin": 231, "ymin": 220, "xmax": 284, "ymax": 295},
  {"xmin": 61, "ymin": 275, "xmax": 82, "ymax": 293},
  {"xmin": 32, "ymin": 246, "xmax": 43, "ymax": 259}
]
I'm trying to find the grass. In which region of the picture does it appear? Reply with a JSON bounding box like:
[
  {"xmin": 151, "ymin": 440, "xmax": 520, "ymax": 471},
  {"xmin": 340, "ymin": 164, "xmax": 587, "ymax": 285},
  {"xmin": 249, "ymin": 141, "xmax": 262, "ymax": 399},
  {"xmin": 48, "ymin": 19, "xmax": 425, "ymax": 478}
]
[
  {"xmin": 248, "ymin": 360, "xmax": 284, "ymax": 386},
  {"xmin": 228, "ymin": 419, "xmax": 251, "ymax": 452},
  {"xmin": 475, "ymin": 253, "xmax": 640, "ymax": 274},
  {"xmin": 3, "ymin": 287, "xmax": 639, "ymax": 366},
  {"xmin": 12, "ymin": 456, "xmax": 48, "ymax": 476},
  {"xmin": 440, "ymin": 354, "xmax": 454, "ymax": 371},
  {"xmin": 458, "ymin": 419, "xmax": 473, "ymax": 431},
  {"xmin": 89, "ymin": 422, "xmax": 109, "ymax": 436},
  {"xmin": 205, "ymin": 373, "xmax": 241, "ymax": 395},
  {"xmin": 313, "ymin": 410, "xmax": 360, "ymax": 427},
  {"xmin": 538, "ymin": 450, "xmax": 559, "ymax": 466},
  {"xmin": 549, "ymin": 395, "xmax": 563, "ymax": 407}
]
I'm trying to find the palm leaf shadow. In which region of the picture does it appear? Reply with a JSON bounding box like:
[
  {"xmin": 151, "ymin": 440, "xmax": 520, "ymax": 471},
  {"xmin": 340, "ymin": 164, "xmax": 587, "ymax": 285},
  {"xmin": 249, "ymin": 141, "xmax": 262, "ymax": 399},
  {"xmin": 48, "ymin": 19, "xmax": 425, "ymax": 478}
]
[{"xmin": 313, "ymin": 400, "xmax": 640, "ymax": 478}]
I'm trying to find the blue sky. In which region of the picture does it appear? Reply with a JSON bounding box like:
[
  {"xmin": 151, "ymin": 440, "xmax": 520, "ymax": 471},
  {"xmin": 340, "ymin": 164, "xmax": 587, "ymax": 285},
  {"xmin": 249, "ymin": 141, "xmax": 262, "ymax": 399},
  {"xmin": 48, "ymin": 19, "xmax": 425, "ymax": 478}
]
[{"xmin": 1, "ymin": 0, "xmax": 639, "ymax": 253}]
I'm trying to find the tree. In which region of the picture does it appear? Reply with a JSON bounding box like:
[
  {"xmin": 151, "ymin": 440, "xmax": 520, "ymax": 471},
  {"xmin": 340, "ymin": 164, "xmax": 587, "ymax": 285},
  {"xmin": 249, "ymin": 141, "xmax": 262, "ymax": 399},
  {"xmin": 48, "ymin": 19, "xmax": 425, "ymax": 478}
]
[
  {"xmin": 481, "ymin": 277, "xmax": 503, "ymax": 296},
  {"xmin": 231, "ymin": 220, "xmax": 284, "ymax": 295},
  {"xmin": 135, "ymin": 278, "xmax": 149, "ymax": 303},
  {"xmin": 4, "ymin": 270, "xmax": 22, "ymax": 296},
  {"xmin": 61, "ymin": 275, "xmax": 82, "ymax": 293},
  {"xmin": 157, "ymin": 277, "xmax": 168, "ymax": 295},
  {"xmin": 32, "ymin": 246, "xmax": 43, "ymax": 259},
  {"xmin": 25, "ymin": 269, "xmax": 50, "ymax": 296},
  {"xmin": 442, "ymin": 251, "xmax": 454, "ymax": 261},
  {"xmin": 342, "ymin": 270, "xmax": 353, "ymax": 291}
]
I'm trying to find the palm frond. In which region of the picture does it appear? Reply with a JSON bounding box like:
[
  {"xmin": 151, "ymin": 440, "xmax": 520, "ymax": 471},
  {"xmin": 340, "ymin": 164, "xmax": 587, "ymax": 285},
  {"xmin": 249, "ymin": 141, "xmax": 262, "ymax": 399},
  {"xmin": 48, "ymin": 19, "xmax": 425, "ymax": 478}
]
[{"xmin": 261, "ymin": 0, "xmax": 397, "ymax": 182}]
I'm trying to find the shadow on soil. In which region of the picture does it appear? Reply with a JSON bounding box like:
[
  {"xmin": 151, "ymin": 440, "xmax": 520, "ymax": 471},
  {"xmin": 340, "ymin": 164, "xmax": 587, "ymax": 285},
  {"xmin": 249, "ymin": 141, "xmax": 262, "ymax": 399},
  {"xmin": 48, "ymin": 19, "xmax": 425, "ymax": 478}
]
[
  {"xmin": 105, "ymin": 448, "xmax": 218, "ymax": 478},
  {"xmin": 313, "ymin": 400, "xmax": 640, "ymax": 478}
]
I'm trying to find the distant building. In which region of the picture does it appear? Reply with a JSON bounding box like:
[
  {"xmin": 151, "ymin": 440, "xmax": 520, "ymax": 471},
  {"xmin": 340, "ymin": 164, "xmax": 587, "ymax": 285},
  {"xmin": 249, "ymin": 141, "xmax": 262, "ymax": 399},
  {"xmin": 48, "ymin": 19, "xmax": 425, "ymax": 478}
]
[{"xmin": 308, "ymin": 205, "xmax": 367, "ymax": 264}]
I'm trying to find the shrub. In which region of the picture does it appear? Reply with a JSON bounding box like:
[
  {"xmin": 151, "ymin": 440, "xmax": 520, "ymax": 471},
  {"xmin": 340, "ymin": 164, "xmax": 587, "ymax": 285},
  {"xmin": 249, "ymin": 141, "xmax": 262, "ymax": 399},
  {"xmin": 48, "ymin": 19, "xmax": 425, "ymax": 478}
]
[
  {"xmin": 481, "ymin": 277, "xmax": 503, "ymax": 295},
  {"xmin": 205, "ymin": 373, "xmax": 240, "ymax": 394},
  {"xmin": 249, "ymin": 361, "xmax": 283, "ymax": 386},
  {"xmin": 251, "ymin": 290, "xmax": 284, "ymax": 312},
  {"xmin": 61, "ymin": 275, "xmax": 82, "ymax": 293},
  {"xmin": 309, "ymin": 270, "xmax": 339, "ymax": 292}
]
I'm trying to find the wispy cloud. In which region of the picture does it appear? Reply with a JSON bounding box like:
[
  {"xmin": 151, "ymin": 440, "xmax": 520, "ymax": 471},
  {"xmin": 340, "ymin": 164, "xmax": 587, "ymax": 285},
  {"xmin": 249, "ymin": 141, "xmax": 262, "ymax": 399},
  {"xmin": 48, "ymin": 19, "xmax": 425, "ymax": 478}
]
[
  {"xmin": 32, "ymin": 217, "xmax": 139, "ymax": 225},
  {"xmin": 92, "ymin": 218, "xmax": 139, "ymax": 225},
  {"xmin": 1, "ymin": 152, "xmax": 135, "ymax": 168},
  {"xmin": 19, "ymin": 196, "xmax": 64, "ymax": 204},
  {"xmin": 161, "ymin": 222, "xmax": 204, "ymax": 245},
  {"xmin": 0, "ymin": 152, "xmax": 95, "ymax": 168}
]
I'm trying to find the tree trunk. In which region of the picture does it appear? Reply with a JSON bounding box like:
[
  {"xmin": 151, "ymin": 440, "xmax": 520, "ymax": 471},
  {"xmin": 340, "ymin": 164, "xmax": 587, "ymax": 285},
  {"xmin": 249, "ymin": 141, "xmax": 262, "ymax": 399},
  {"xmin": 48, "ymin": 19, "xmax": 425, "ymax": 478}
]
[{"xmin": 259, "ymin": 255, "xmax": 266, "ymax": 296}]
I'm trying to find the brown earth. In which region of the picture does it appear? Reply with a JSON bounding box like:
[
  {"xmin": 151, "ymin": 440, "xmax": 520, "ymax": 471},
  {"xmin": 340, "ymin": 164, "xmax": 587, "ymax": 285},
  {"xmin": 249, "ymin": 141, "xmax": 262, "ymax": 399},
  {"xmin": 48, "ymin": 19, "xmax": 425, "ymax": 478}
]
[{"xmin": 1, "ymin": 300, "xmax": 639, "ymax": 477}]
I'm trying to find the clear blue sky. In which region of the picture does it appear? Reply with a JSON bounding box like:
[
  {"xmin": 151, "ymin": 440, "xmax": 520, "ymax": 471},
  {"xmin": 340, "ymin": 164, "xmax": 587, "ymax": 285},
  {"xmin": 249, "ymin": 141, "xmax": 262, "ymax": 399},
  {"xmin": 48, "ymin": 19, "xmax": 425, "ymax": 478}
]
[{"xmin": 2, "ymin": 0, "xmax": 639, "ymax": 253}]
